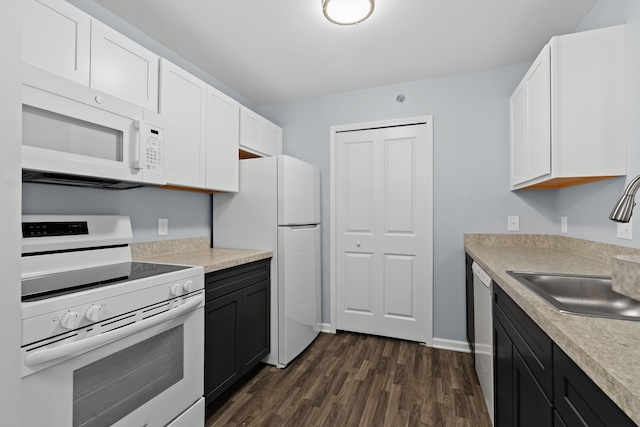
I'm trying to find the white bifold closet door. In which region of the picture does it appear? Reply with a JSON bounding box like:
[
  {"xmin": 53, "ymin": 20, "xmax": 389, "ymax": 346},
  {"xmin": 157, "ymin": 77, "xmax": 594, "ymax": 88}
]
[{"xmin": 335, "ymin": 122, "xmax": 433, "ymax": 343}]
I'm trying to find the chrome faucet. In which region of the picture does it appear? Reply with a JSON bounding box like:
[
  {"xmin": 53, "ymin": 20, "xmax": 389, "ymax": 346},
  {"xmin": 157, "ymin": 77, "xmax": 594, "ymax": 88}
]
[{"xmin": 610, "ymin": 174, "xmax": 640, "ymax": 223}]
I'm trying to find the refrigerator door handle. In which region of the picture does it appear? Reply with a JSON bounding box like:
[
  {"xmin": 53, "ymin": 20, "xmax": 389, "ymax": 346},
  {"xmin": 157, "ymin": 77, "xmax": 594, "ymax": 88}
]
[{"xmin": 284, "ymin": 224, "xmax": 319, "ymax": 229}]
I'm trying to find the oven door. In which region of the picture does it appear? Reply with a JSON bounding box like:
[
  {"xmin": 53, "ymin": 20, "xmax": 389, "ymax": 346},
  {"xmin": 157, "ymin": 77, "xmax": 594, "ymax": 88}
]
[{"xmin": 21, "ymin": 306, "xmax": 203, "ymax": 427}]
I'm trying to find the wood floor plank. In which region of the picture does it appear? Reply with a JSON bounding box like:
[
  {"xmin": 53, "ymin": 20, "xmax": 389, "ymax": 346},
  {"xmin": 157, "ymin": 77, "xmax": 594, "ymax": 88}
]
[{"xmin": 206, "ymin": 332, "xmax": 491, "ymax": 427}]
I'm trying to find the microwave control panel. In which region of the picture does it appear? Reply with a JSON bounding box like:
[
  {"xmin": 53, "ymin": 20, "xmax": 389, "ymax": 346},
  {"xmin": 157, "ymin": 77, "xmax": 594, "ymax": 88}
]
[{"xmin": 137, "ymin": 125, "xmax": 164, "ymax": 172}]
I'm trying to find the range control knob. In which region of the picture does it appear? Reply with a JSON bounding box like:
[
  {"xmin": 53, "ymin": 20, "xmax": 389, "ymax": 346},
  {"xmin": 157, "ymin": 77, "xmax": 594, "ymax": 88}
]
[
  {"xmin": 170, "ymin": 283, "xmax": 183, "ymax": 297},
  {"xmin": 60, "ymin": 312, "xmax": 80, "ymax": 330},
  {"xmin": 85, "ymin": 305, "xmax": 104, "ymax": 322},
  {"xmin": 182, "ymin": 280, "xmax": 195, "ymax": 293}
]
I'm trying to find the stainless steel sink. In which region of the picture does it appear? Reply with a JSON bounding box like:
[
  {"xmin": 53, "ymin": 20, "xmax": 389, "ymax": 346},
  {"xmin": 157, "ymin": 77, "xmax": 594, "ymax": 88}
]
[{"xmin": 506, "ymin": 271, "xmax": 640, "ymax": 321}]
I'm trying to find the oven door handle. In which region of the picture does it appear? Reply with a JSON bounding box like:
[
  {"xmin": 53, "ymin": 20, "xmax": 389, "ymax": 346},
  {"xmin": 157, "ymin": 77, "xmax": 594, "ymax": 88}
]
[{"xmin": 25, "ymin": 294, "xmax": 203, "ymax": 367}]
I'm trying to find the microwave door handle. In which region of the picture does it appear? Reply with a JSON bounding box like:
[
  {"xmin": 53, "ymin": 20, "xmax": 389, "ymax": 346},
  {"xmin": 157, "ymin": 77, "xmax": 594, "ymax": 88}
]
[
  {"xmin": 24, "ymin": 294, "xmax": 203, "ymax": 367},
  {"xmin": 132, "ymin": 119, "xmax": 143, "ymax": 170}
]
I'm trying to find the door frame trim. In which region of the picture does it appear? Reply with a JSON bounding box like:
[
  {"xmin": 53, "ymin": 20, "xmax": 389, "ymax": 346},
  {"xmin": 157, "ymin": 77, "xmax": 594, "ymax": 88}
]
[{"xmin": 329, "ymin": 115, "xmax": 434, "ymax": 346}]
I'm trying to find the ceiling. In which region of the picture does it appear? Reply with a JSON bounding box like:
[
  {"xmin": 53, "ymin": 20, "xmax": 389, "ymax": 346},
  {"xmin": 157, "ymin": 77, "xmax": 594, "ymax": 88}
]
[{"xmin": 94, "ymin": 0, "xmax": 597, "ymax": 105}]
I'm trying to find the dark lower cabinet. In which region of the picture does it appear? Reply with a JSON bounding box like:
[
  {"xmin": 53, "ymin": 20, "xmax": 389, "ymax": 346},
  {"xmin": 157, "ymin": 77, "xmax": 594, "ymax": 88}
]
[
  {"xmin": 494, "ymin": 283, "xmax": 554, "ymax": 427},
  {"xmin": 465, "ymin": 253, "xmax": 475, "ymax": 357},
  {"xmin": 205, "ymin": 291, "xmax": 242, "ymax": 402},
  {"xmin": 492, "ymin": 282, "xmax": 635, "ymax": 427},
  {"xmin": 554, "ymin": 411, "xmax": 568, "ymax": 427},
  {"xmin": 513, "ymin": 348, "xmax": 553, "ymax": 427},
  {"xmin": 494, "ymin": 308, "xmax": 553, "ymax": 427},
  {"xmin": 493, "ymin": 318, "xmax": 513, "ymax": 427},
  {"xmin": 204, "ymin": 259, "xmax": 271, "ymax": 408},
  {"xmin": 241, "ymin": 280, "xmax": 270, "ymax": 373},
  {"xmin": 554, "ymin": 343, "xmax": 635, "ymax": 427}
]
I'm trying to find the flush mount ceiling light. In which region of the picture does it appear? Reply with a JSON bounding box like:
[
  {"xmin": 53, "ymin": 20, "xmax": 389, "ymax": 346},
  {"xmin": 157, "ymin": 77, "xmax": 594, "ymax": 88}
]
[{"xmin": 322, "ymin": 0, "xmax": 375, "ymax": 25}]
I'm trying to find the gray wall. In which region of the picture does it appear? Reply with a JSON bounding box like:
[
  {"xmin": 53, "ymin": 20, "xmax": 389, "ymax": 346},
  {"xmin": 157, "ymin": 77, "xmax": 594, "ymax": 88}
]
[{"xmin": 22, "ymin": 184, "xmax": 211, "ymax": 243}]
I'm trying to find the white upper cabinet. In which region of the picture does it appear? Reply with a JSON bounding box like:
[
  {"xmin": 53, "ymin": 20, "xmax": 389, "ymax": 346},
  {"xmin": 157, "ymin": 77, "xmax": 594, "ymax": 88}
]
[
  {"xmin": 206, "ymin": 87, "xmax": 240, "ymax": 192},
  {"xmin": 510, "ymin": 25, "xmax": 626, "ymax": 190},
  {"xmin": 240, "ymin": 106, "xmax": 283, "ymax": 157},
  {"xmin": 159, "ymin": 58, "xmax": 207, "ymax": 188},
  {"xmin": 23, "ymin": 0, "xmax": 159, "ymax": 111},
  {"xmin": 90, "ymin": 20, "xmax": 159, "ymax": 111},
  {"xmin": 23, "ymin": 0, "xmax": 91, "ymax": 86}
]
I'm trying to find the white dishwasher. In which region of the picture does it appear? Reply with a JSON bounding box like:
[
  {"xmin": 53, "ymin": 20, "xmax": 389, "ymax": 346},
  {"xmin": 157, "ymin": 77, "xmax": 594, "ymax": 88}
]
[{"xmin": 472, "ymin": 261, "xmax": 494, "ymax": 425}]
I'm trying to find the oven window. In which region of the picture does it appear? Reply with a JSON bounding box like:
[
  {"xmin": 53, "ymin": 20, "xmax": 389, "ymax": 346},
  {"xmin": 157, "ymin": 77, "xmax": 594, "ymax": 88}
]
[
  {"xmin": 73, "ymin": 325, "xmax": 184, "ymax": 427},
  {"xmin": 22, "ymin": 105, "xmax": 124, "ymax": 162}
]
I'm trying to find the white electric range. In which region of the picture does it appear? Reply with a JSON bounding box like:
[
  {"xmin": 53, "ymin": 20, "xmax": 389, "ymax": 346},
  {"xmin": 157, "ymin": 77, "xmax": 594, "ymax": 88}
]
[{"xmin": 20, "ymin": 215, "xmax": 205, "ymax": 427}]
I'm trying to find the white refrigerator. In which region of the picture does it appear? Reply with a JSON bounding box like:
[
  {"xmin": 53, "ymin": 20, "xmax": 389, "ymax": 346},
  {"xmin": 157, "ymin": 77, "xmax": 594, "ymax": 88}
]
[{"xmin": 213, "ymin": 155, "xmax": 321, "ymax": 368}]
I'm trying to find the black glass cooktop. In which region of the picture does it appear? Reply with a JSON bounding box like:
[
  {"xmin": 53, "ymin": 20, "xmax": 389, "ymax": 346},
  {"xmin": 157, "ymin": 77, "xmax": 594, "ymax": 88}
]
[{"xmin": 22, "ymin": 262, "xmax": 189, "ymax": 302}]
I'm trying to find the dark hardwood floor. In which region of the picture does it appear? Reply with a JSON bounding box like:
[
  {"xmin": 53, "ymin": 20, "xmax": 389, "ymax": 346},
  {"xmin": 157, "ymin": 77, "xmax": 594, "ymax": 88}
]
[{"xmin": 205, "ymin": 331, "xmax": 492, "ymax": 427}]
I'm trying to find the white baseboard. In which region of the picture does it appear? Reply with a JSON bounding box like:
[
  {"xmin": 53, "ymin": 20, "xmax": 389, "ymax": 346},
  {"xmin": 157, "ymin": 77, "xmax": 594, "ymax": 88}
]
[
  {"xmin": 318, "ymin": 326, "xmax": 470, "ymax": 354},
  {"xmin": 432, "ymin": 338, "xmax": 471, "ymax": 353},
  {"xmin": 319, "ymin": 323, "xmax": 333, "ymax": 333}
]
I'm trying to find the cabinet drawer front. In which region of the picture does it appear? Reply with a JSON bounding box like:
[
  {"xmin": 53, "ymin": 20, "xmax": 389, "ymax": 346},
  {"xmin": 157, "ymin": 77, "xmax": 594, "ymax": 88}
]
[
  {"xmin": 494, "ymin": 285, "xmax": 553, "ymax": 398},
  {"xmin": 554, "ymin": 344, "xmax": 635, "ymax": 427},
  {"xmin": 205, "ymin": 259, "xmax": 270, "ymax": 301}
]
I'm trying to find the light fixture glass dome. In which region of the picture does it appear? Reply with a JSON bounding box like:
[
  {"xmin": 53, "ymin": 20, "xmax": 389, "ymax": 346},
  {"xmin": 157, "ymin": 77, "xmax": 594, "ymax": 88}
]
[{"xmin": 323, "ymin": 0, "xmax": 375, "ymax": 25}]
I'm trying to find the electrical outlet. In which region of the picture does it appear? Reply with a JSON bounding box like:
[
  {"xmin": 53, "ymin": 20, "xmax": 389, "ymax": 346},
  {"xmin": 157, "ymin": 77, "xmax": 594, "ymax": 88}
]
[
  {"xmin": 617, "ymin": 219, "xmax": 632, "ymax": 240},
  {"xmin": 561, "ymin": 216, "xmax": 568, "ymax": 234},
  {"xmin": 158, "ymin": 218, "xmax": 168, "ymax": 236},
  {"xmin": 508, "ymin": 216, "xmax": 520, "ymax": 232}
]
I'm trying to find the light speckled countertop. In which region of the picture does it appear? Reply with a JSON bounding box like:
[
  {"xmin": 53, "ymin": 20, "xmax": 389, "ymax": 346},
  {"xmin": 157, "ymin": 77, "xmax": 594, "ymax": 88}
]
[
  {"xmin": 465, "ymin": 234, "xmax": 640, "ymax": 424},
  {"xmin": 135, "ymin": 247, "xmax": 273, "ymax": 274}
]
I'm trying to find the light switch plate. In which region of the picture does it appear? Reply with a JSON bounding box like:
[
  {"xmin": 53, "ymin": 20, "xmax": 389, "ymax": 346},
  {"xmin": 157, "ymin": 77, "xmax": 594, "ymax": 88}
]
[
  {"xmin": 158, "ymin": 218, "xmax": 168, "ymax": 236},
  {"xmin": 508, "ymin": 216, "xmax": 520, "ymax": 232},
  {"xmin": 561, "ymin": 216, "xmax": 568, "ymax": 234},
  {"xmin": 617, "ymin": 219, "xmax": 632, "ymax": 240}
]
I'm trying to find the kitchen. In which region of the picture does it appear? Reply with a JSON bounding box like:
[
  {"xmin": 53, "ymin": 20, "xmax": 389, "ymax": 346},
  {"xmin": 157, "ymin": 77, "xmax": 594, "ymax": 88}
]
[{"xmin": 2, "ymin": 0, "xmax": 640, "ymax": 426}]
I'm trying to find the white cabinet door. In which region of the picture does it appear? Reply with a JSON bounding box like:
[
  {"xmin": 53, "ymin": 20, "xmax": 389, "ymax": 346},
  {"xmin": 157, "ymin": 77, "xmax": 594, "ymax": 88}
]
[
  {"xmin": 240, "ymin": 106, "xmax": 283, "ymax": 157},
  {"xmin": 510, "ymin": 83, "xmax": 527, "ymax": 186},
  {"xmin": 23, "ymin": 0, "xmax": 91, "ymax": 85},
  {"xmin": 160, "ymin": 59, "xmax": 207, "ymax": 188},
  {"xmin": 90, "ymin": 20, "xmax": 159, "ymax": 111},
  {"xmin": 510, "ymin": 44, "xmax": 551, "ymax": 187},
  {"xmin": 240, "ymin": 106, "xmax": 265, "ymax": 155},
  {"xmin": 205, "ymin": 86, "xmax": 239, "ymax": 192},
  {"xmin": 524, "ymin": 45, "xmax": 551, "ymax": 182},
  {"xmin": 263, "ymin": 121, "xmax": 284, "ymax": 156}
]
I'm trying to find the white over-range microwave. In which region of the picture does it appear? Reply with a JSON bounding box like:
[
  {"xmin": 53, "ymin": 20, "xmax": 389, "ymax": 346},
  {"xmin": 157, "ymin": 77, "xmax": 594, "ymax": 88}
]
[{"xmin": 22, "ymin": 64, "xmax": 166, "ymax": 189}]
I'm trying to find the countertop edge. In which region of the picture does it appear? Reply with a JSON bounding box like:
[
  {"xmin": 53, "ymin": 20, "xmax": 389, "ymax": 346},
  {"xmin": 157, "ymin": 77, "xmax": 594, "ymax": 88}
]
[{"xmin": 134, "ymin": 248, "xmax": 273, "ymax": 274}]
